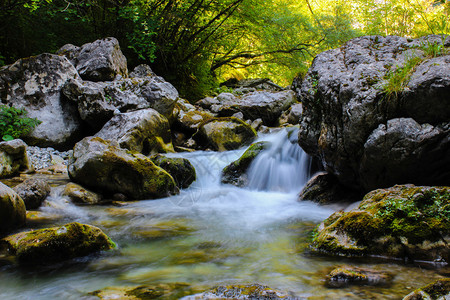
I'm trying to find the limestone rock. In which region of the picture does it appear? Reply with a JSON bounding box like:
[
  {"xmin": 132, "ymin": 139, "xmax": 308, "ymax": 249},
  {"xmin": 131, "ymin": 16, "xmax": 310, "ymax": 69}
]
[
  {"xmin": 296, "ymin": 35, "xmax": 450, "ymax": 191},
  {"xmin": 0, "ymin": 54, "xmax": 83, "ymax": 149},
  {"xmin": 68, "ymin": 137, "xmax": 178, "ymax": 200},
  {"xmin": 0, "ymin": 182, "xmax": 26, "ymax": 234},
  {"xmin": 0, "ymin": 222, "xmax": 115, "ymax": 263},
  {"xmin": 62, "ymin": 183, "xmax": 103, "ymax": 205},
  {"xmin": 95, "ymin": 108, "xmax": 174, "ymax": 155},
  {"xmin": 59, "ymin": 37, "xmax": 128, "ymax": 81},
  {"xmin": 150, "ymin": 154, "xmax": 196, "ymax": 189},
  {"xmin": 0, "ymin": 139, "xmax": 33, "ymax": 178},
  {"xmin": 194, "ymin": 117, "xmax": 257, "ymax": 151},
  {"xmin": 326, "ymin": 266, "xmax": 393, "ymax": 288},
  {"xmin": 13, "ymin": 178, "xmax": 51, "ymax": 209},
  {"xmin": 403, "ymin": 278, "xmax": 450, "ymax": 300},
  {"xmin": 311, "ymin": 185, "xmax": 450, "ymax": 263},
  {"xmin": 298, "ymin": 172, "xmax": 361, "ymax": 204}
]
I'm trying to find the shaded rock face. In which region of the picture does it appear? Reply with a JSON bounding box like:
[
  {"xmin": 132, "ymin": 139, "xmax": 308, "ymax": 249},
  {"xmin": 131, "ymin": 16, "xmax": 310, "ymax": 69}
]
[
  {"xmin": 196, "ymin": 90, "xmax": 297, "ymax": 126},
  {"xmin": 13, "ymin": 178, "xmax": 51, "ymax": 209},
  {"xmin": 326, "ymin": 266, "xmax": 393, "ymax": 288},
  {"xmin": 0, "ymin": 222, "xmax": 115, "ymax": 263},
  {"xmin": 95, "ymin": 108, "xmax": 174, "ymax": 155},
  {"xmin": 188, "ymin": 284, "xmax": 300, "ymax": 300},
  {"xmin": 298, "ymin": 172, "xmax": 361, "ymax": 204},
  {"xmin": 62, "ymin": 69, "xmax": 179, "ymax": 130},
  {"xmin": 58, "ymin": 37, "xmax": 128, "ymax": 81},
  {"xmin": 62, "ymin": 183, "xmax": 103, "ymax": 205},
  {"xmin": 403, "ymin": 278, "xmax": 450, "ymax": 300},
  {"xmin": 0, "ymin": 139, "xmax": 33, "ymax": 178},
  {"xmin": 194, "ymin": 117, "xmax": 257, "ymax": 151},
  {"xmin": 311, "ymin": 185, "xmax": 450, "ymax": 263},
  {"xmin": 0, "ymin": 54, "xmax": 83, "ymax": 149},
  {"xmin": 296, "ymin": 35, "xmax": 450, "ymax": 191},
  {"xmin": 0, "ymin": 182, "xmax": 26, "ymax": 235},
  {"xmin": 68, "ymin": 137, "xmax": 178, "ymax": 200},
  {"xmin": 220, "ymin": 78, "xmax": 284, "ymax": 93},
  {"xmin": 150, "ymin": 154, "xmax": 196, "ymax": 189},
  {"xmin": 221, "ymin": 141, "xmax": 270, "ymax": 187}
]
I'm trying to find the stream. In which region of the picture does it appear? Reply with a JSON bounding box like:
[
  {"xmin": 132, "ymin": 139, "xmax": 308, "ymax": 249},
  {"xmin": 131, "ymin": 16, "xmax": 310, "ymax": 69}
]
[{"xmin": 0, "ymin": 129, "xmax": 446, "ymax": 299}]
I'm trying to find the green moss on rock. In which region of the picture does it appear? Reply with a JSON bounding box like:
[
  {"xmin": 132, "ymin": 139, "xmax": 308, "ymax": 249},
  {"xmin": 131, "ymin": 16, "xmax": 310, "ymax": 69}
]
[
  {"xmin": 0, "ymin": 182, "xmax": 26, "ymax": 235},
  {"xmin": 403, "ymin": 278, "xmax": 450, "ymax": 300},
  {"xmin": 1, "ymin": 222, "xmax": 116, "ymax": 263},
  {"xmin": 150, "ymin": 154, "xmax": 196, "ymax": 189},
  {"xmin": 221, "ymin": 141, "xmax": 270, "ymax": 187},
  {"xmin": 311, "ymin": 185, "xmax": 450, "ymax": 262},
  {"xmin": 193, "ymin": 284, "xmax": 298, "ymax": 299},
  {"xmin": 90, "ymin": 283, "xmax": 196, "ymax": 299}
]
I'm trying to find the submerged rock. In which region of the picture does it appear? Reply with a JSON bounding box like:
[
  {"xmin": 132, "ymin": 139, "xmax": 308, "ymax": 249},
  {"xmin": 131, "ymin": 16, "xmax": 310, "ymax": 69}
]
[
  {"xmin": 0, "ymin": 222, "xmax": 115, "ymax": 263},
  {"xmin": 13, "ymin": 178, "xmax": 51, "ymax": 209},
  {"xmin": 0, "ymin": 53, "xmax": 83, "ymax": 149},
  {"xmin": 296, "ymin": 35, "xmax": 450, "ymax": 192},
  {"xmin": 403, "ymin": 278, "xmax": 450, "ymax": 300},
  {"xmin": 326, "ymin": 266, "xmax": 393, "ymax": 288},
  {"xmin": 194, "ymin": 117, "xmax": 257, "ymax": 151},
  {"xmin": 298, "ymin": 172, "xmax": 361, "ymax": 204},
  {"xmin": 187, "ymin": 284, "xmax": 300, "ymax": 299},
  {"xmin": 62, "ymin": 182, "xmax": 103, "ymax": 205},
  {"xmin": 221, "ymin": 141, "xmax": 270, "ymax": 187},
  {"xmin": 311, "ymin": 185, "xmax": 450, "ymax": 262},
  {"xmin": 0, "ymin": 139, "xmax": 33, "ymax": 178},
  {"xmin": 68, "ymin": 137, "xmax": 178, "ymax": 200},
  {"xmin": 90, "ymin": 283, "xmax": 195, "ymax": 299},
  {"xmin": 0, "ymin": 182, "xmax": 26, "ymax": 235},
  {"xmin": 150, "ymin": 154, "xmax": 196, "ymax": 189},
  {"xmin": 95, "ymin": 108, "xmax": 174, "ymax": 155}
]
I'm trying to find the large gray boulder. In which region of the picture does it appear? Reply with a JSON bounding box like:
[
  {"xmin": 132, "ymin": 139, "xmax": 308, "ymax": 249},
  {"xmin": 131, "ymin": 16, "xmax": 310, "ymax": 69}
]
[
  {"xmin": 68, "ymin": 137, "xmax": 178, "ymax": 200},
  {"xmin": 296, "ymin": 35, "xmax": 450, "ymax": 191},
  {"xmin": 0, "ymin": 54, "xmax": 83, "ymax": 149},
  {"xmin": 0, "ymin": 182, "xmax": 26, "ymax": 234},
  {"xmin": 62, "ymin": 66, "xmax": 179, "ymax": 130},
  {"xmin": 95, "ymin": 108, "xmax": 174, "ymax": 155},
  {"xmin": 58, "ymin": 37, "xmax": 128, "ymax": 81},
  {"xmin": 0, "ymin": 139, "xmax": 33, "ymax": 178},
  {"xmin": 197, "ymin": 90, "xmax": 297, "ymax": 126}
]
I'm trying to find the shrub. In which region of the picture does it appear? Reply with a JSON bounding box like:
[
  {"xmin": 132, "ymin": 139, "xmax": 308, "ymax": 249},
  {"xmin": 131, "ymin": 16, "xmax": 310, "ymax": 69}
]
[{"xmin": 0, "ymin": 105, "xmax": 41, "ymax": 141}]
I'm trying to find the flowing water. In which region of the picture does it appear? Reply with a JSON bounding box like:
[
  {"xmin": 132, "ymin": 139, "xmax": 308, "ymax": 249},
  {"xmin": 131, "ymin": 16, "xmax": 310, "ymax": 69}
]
[{"xmin": 0, "ymin": 129, "xmax": 447, "ymax": 299}]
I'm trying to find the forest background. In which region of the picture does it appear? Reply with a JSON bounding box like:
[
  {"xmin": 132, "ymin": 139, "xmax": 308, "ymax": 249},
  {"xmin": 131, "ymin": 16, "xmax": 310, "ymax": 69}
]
[{"xmin": 1, "ymin": 0, "xmax": 449, "ymax": 100}]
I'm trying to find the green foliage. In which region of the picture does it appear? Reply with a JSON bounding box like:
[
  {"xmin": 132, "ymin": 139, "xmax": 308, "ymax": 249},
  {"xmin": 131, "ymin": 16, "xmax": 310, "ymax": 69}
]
[
  {"xmin": 420, "ymin": 39, "xmax": 448, "ymax": 57},
  {"xmin": 382, "ymin": 55, "xmax": 423, "ymax": 99},
  {"xmin": 0, "ymin": 105, "xmax": 41, "ymax": 141}
]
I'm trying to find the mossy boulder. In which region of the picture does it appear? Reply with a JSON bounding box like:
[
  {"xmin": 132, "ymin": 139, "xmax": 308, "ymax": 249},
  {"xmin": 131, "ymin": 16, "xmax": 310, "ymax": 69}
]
[
  {"xmin": 311, "ymin": 185, "xmax": 450, "ymax": 262},
  {"xmin": 0, "ymin": 182, "xmax": 26, "ymax": 235},
  {"xmin": 95, "ymin": 108, "xmax": 174, "ymax": 155},
  {"xmin": 403, "ymin": 278, "xmax": 450, "ymax": 300},
  {"xmin": 89, "ymin": 283, "xmax": 195, "ymax": 299},
  {"xmin": 13, "ymin": 178, "xmax": 51, "ymax": 209},
  {"xmin": 326, "ymin": 266, "xmax": 393, "ymax": 288},
  {"xmin": 68, "ymin": 137, "xmax": 178, "ymax": 200},
  {"xmin": 221, "ymin": 141, "xmax": 270, "ymax": 187},
  {"xmin": 150, "ymin": 154, "xmax": 196, "ymax": 189},
  {"xmin": 0, "ymin": 222, "xmax": 115, "ymax": 263},
  {"xmin": 62, "ymin": 182, "xmax": 103, "ymax": 205},
  {"xmin": 191, "ymin": 284, "xmax": 299, "ymax": 299},
  {"xmin": 194, "ymin": 117, "xmax": 257, "ymax": 151},
  {"xmin": 0, "ymin": 139, "xmax": 33, "ymax": 179}
]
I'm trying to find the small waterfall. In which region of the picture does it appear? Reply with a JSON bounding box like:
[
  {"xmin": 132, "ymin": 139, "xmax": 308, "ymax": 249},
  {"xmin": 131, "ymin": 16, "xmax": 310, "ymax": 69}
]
[{"xmin": 247, "ymin": 128, "xmax": 311, "ymax": 193}]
